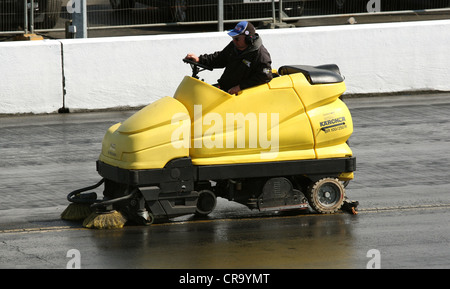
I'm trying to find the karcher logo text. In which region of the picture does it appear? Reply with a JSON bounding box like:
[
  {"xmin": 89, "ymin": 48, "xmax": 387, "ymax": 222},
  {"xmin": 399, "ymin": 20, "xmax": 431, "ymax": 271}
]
[{"xmin": 320, "ymin": 117, "xmax": 346, "ymax": 128}]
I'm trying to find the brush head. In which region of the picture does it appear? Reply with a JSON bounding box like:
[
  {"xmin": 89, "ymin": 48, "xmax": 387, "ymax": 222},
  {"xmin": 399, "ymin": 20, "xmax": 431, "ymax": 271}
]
[
  {"xmin": 82, "ymin": 210, "xmax": 127, "ymax": 229},
  {"xmin": 61, "ymin": 203, "xmax": 94, "ymax": 221}
]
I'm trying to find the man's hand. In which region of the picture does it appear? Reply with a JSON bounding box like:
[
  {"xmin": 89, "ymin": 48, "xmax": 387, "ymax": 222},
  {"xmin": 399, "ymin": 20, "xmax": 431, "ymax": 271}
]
[
  {"xmin": 228, "ymin": 85, "xmax": 241, "ymax": 95},
  {"xmin": 185, "ymin": 53, "xmax": 199, "ymax": 62}
]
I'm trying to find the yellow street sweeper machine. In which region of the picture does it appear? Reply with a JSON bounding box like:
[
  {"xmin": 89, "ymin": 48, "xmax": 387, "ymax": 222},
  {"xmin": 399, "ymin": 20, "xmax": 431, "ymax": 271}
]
[{"xmin": 61, "ymin": 60, "xmax": 357, "ymax": 229}]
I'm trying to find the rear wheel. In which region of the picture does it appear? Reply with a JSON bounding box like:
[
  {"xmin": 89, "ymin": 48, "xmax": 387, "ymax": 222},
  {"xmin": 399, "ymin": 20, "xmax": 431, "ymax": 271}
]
[{"xmin": 307, "ymin": 178, "xmax": 345, "ymax": 214}]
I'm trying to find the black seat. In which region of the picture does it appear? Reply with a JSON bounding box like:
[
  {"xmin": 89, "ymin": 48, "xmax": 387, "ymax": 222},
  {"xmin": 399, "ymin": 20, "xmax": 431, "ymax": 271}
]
[{"xmin": 278, "ymin": 64, "xmax": 344, "ymax": 85}]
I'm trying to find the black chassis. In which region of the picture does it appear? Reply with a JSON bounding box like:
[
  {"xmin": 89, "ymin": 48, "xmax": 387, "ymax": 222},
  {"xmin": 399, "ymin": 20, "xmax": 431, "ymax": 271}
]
[{"xmin": 96, "ymin": 156, "xmax": 356, "ymax": 220}]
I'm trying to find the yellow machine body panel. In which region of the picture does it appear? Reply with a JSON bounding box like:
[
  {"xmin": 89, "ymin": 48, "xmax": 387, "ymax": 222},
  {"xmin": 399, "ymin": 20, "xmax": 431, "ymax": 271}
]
[
  {"xmin": 289, "ymin": 73, "xmax": 353, "ymax": 159},
  {"xmin": 99, "ymin": 69, "xmax": 353, "ymax": 170},
  {"xmin": 98, "ymin": 96, "xmax": 190, "ymax": 170},
  {"xmin": 174, "ymin": 76, "xmax": 316, "ymax": 165}
]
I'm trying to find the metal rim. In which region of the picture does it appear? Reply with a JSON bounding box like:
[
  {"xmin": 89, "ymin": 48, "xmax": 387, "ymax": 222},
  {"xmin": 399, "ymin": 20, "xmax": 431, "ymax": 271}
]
[
  {"xmin": 316, "ymin": 182, "xmax": 341, "ymax": 207},
  {"xmin": 307, "ymin": 178, "xmax": 345, "ymax": 214}
]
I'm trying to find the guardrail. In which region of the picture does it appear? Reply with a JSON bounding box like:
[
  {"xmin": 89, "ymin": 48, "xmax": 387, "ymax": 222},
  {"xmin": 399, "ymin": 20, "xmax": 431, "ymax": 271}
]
[{"xmin": 1, "ymin": 0, "xmax": 449, "ymax": 37}]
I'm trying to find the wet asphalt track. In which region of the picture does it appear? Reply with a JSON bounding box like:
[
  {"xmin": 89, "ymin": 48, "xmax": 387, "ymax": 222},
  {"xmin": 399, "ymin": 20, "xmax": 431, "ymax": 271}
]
[{"xmin": 1, "ymin": 93, "xmax": 450, "ymax": 269}]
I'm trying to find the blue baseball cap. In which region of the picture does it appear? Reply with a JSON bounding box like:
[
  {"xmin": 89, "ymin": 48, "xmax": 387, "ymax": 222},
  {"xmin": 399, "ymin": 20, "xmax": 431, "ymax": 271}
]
[{"xmin": 228, "ymin": 21, "xmax": 255, "ymax": 37}]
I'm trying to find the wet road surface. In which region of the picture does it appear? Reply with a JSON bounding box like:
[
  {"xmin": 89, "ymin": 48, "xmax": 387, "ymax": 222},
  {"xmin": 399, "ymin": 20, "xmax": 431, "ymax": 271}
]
[{"xmin": 1, "ymin": 93, "xmax": 450, "ymax": 269}]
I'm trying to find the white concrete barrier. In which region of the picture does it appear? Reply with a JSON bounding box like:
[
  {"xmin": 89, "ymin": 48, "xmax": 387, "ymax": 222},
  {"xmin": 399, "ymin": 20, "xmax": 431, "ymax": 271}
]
[
  {"xmin": 1, "ymin": 19, "xmax": 449, "ymax": 114},
  {"xmin": 0, "ymin": 40, "xmax": 63, "ymax": 114},
  {"xmin": 261, "ymin": 19, "xmax": 450, "ymax": 95},
  {"xmin": 60, "ymin": 34, "xmax": 226, "ymax": 111}
]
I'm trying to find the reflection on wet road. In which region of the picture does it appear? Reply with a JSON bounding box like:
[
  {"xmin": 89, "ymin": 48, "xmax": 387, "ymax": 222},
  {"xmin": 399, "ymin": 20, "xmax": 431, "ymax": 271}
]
[{"xmin": 1, "ymin": 93, "xmax": 450, "ymax": 269}]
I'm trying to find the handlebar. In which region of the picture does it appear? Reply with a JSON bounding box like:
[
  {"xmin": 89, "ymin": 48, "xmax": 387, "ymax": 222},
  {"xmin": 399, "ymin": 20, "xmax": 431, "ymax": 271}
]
[{"xmin": 183, "ymin": 58, "xmax": 213, "ymax": 79}]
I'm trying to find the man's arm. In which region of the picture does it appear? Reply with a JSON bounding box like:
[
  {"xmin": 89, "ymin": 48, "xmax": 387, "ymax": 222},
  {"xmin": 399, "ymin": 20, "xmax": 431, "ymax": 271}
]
[{"xmin": 198, "ymin": 42, "xmax": 234, "ymax": 69}]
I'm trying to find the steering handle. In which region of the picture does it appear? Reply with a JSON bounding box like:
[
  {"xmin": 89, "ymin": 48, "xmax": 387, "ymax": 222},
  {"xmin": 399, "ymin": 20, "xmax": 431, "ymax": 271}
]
[{"xmin": 183, "ymin": 58, "xmax": 213, "ymax": 71}]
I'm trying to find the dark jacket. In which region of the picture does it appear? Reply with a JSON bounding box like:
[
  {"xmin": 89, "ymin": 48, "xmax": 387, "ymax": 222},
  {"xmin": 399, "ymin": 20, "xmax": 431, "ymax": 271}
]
[{"xmin": 198, "ymin": 35, "xmax": 273, "ymax": 92}]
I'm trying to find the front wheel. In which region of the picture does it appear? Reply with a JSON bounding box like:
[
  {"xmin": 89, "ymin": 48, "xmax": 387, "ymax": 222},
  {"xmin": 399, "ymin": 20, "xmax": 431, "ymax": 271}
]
[{"xmin": 307, "ymin": 178, "xmax": 345, "ymax": 214}]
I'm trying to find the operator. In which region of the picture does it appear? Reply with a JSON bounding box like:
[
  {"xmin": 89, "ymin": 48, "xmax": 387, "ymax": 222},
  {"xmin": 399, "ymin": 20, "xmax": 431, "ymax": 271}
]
[{"xmin": 185, "ymin": 21, "xmax": 273, "ymax": 95}]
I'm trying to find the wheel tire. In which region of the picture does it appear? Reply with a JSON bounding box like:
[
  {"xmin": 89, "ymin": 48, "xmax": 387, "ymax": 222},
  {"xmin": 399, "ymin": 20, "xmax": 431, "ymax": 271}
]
[
  {"xmin": 307, "ymin": 178, "xmax": 345, "ymax": 214},
  {"xmin": 283, "ymin": 1, "xmax": 306, "ymax": 17},
  {"xmin": 35, "ymin": 0, "xmax": 61, "ymax": 29},
  {"xmin": 195, "ymin": 190, "xmax": 217, "ymax": 216}
]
